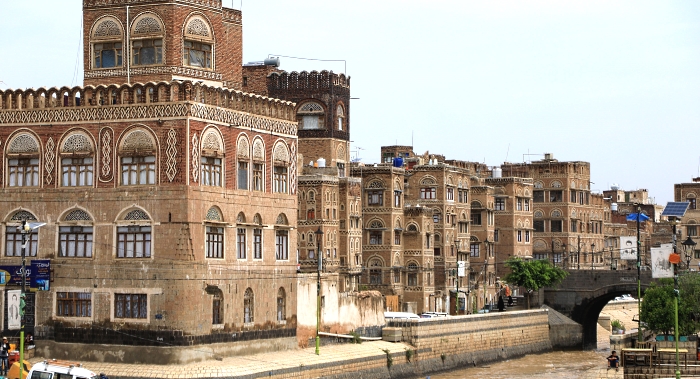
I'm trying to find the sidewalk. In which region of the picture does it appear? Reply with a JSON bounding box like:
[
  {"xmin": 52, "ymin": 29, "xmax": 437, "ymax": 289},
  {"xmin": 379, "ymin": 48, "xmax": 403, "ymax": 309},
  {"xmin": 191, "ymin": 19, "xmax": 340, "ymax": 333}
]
[{"xmin": 32, "ymin": 340, "xmax": 408, "ymax": 379}]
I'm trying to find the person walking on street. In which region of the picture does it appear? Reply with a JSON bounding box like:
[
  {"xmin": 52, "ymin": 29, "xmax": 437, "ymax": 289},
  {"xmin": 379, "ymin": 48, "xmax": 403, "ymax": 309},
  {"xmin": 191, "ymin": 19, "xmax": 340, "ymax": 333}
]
[{"xmin": 0, "ymin": 337, "xmax": 10, "ymax": 377}]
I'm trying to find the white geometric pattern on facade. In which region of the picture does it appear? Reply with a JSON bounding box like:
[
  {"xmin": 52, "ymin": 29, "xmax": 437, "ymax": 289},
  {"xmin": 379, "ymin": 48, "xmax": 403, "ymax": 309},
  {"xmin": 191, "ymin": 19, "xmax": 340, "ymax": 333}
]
[
  {"xmin": 124, "ymin": 209, "xmax": 150, "ymax": 220},
  {"xmin": 133, "ymin": 17, "xmax": 162, "ymax": 35},
  {"xmin": 551, "ymin": 181, "xmax": 562, "ymax": 188},
  {"xmin": 191, "ymin": 133, "xmax": 199, "ymax": 183},
  {"xmin": 273, "ymin": 143, "xmax": 289, "ymax": 163},
  {"xmin": 186, "ymin": 18, "xmax": 210, "ymax": 37},
  {"xmin": 0, "ymin": 104, "xmax": 297, "ymax": 137},
  {"xmin": 206, "ymin": 207, "xmax": 222, "ymax": 221},
  {"xmin": 166, "ymin": 128, "xmax": 177, "ymax": 182},
  {"xmin": 551, "ymin": 210, "xmax": 562, "ymax": 218},
  {"xmin": 252, "ymin": 139, "xmax": 264, "ymax": 161},
  {"xmin": 100, "ymin": 128, "xmax": 113, "ymax": 181},
  {"xmin": 367, "ymin": 180, "xmax": 384, "ymax": 189},
  {"xmin": 65, "ymin": 209, "xmax": 92, "ymax": 221},
  {"xmin": 298, "ymin": 102, "xmax": 323, "ymax": 113},
  {"xmin": 8, "ymin": 134, "xmax": 39, "ymax": 154},
  {"xmin": 62, "ymin": 134, "xmax": 93, "ymax": 153},
  {"xmin": 11, "ymin": 210, "xmax": 37, "ymax": 221},
  {"xmin": 202, "ymin": 130, "xmax": 222, "ymax": 151},
  {"xmin": 237, "ymin": 136, "xmax": 249, "ymax": 158},
  {"xmin": 94, "ymin": 19, "xmax": 121, "ymax": 38},
  {"xmin": 45, "ymin": 137, "xmax": 55, "ymax": 185},
  {"xmin": 336, "ymin": 105, "xmax": 344, "ymax": 117},
  {"xmin": 85, "ymin": 66, "xmax": 223, "ymax": 80},
  {"xmin": 289, "ymin": 142, "xmax": 297, "ymax": 195},
  {"xmin": 122, "ymin": 130, "xmax": 154, "ymax": 151}
]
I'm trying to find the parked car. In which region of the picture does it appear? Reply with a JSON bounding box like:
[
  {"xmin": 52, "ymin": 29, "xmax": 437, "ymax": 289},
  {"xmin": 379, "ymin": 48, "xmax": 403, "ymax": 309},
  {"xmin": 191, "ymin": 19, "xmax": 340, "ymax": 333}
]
[
  {"xmin": 420, "ymin": 312, "xmax": 448, "ymax": 318},
  {"xmin": 614, "ymin": 294, "xmax": 634, "ymax": 301},
  {"xmin": 384, "ymin": 311, "xmax": 420, "ymax": 321},
  {"xmin": 27, "ymin": 359, "xmax": 99, "ymax": 379}
]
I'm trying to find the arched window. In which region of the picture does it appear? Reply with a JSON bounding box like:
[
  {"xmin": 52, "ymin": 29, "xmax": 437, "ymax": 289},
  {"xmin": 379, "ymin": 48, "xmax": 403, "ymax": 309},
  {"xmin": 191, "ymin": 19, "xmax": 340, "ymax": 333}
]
[
  {"xmin": 200, "ymin": 129, "xmax": 223, "ymax": 187},
  {"xmin": 369, "ymin": 258, "xmax": 382, "ymax": 285},
  {"xmin": 117, "ymin": 208, "xmax": 152, "ymax": 258},
  {"xmin": 297, "ymin": 101, "xmax": 324, "ymax": 130},
  {"xmin": 336, "ymin": 104, "xmax": 345, "ymax": 131},
  {"xmin": 252, "ymin": 138, "xmax": 265, "ymax": 192},
  {"xmin": 407, "ymin": 262, "xmax": 419, "ymax": 286},
  {"xmin": 59, "ymin": 209, "xmax": 93, "ymax": 257},
  {"xmin": 275, "ymin": 213, "xmax": 289, "ymax": 260},
  {"xmin": 273, "ymin": 143, "xmax": 290, "ymax": 194},
  {"xmin": 277, "ymin": 287, "xmax": 286, "ymax": 322},
  {"xmin": 5, "ymin": 210, "xmax": 39, "ymax": 257},
  {"xmin": 237, "ymin": 135, "xmax": 250, "ymax": 190},
  {"xmin": 119, "ymin": 129, "xmax": 156, "ymax": 186},
  {"xmin": 6, "ymin": 134, "xmax": 40, "ymax": 187},
  {"xmin": 60, "ymin": 133, "xmax": 95, "ymax": 187},
  {"xmin": 131, "ymin": 13, "xmax": 164, "ymax": 66},
  {"xmin": 91, "ymin": 16, "xmax": 123, "ymax": 68},
  {"xmin": 243, "ymin": 288, "xmax": 254, "ymax": 323},
  {"xmin": 183, "ymin": 16, "xmax": 214, "ymax": 69},
  {"xmin": 205, "ymin": 207, "xmax": 224, "ymax": 259}
]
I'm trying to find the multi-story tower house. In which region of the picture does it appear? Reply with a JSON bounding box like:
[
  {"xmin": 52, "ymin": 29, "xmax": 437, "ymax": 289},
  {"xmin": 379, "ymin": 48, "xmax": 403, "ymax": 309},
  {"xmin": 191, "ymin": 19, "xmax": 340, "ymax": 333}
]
[
  {"xmin": 468, "ymin": 178, "xmax": 497, "ymax": 310},
  {"xmin": 674, "ymin": 178, "xmax": 700, "ymax": 268},
  {"xmin": 501, "ymin": 154, "xmax": 604, "ymax": 270},
  {"xmin": 0, "ymin": 0, "xmax": 299, "ymax": 361}
]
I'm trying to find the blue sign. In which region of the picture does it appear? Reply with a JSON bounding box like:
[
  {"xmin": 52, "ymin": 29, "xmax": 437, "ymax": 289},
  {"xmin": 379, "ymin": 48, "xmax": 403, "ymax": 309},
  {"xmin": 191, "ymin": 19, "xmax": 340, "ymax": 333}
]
[{"xmin": 0, "ymin": 260, "xmax": 51, "ymax": 291}]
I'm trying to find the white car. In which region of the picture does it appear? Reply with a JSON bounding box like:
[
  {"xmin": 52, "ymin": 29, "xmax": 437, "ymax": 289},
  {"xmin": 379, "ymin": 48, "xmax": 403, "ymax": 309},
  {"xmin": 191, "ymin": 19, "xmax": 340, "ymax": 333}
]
[
  {"xmin": 27, "ymin": 359, "xmax": 99, "ymax": 379},
  {"xmin": 614, "ymin": 294, "xmax": 634, "ymax": 301}
]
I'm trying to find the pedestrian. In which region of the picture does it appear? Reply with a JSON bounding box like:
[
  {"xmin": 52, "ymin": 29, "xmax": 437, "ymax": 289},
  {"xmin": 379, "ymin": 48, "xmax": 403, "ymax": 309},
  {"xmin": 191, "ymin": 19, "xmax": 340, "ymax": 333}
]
[
  {"xmin": 607, "ymin": 350, "xmax": 619, "ymax": 371},
  {"xmin": 0, "ymin": 337, "xmax": 10, "ymax": 376},
  {"xmin": 497, "ymin": 296, "xmax": 505, "ymax": 312},
  {"xmin": 99, "ymin": 373, "xmax": 109, "ymax": 379},
  {"xmin": 507, "ymin": 295, "xmax": 513, "ymax": 307}
]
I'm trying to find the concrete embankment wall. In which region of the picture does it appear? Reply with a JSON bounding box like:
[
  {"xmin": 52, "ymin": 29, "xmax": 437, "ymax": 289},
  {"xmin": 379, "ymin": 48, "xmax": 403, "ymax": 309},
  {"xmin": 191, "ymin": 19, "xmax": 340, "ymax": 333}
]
[{"xmin": 275, "ymin": 310, "xmax": 552, "ymax": 379}]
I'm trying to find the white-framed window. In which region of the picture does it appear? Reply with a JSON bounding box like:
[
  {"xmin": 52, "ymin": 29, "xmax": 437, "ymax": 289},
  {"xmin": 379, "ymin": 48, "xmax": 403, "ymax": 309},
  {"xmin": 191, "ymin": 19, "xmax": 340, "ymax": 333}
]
[
  {"xmin": 273, "ymin": 166, "xmax": 288, "ymax": 193},
  {"xmin": 131, "ymin": 14, "xmax": 164, "ymax": 66},
  {"xmin": 91, "ymin": 16, "xmax": 123, "ymax": 69},
  {"xmin": 183, "ymin": 17, "xmax": 214, "ymax": 69},
  {"xmin": 61, "ymin": 157, "xmax": 94, "ymax": 187},
  {"xmin": 447, "ymin": 187, "xmax": 454, "ymax": 201},
  {"xmin": 253, "ymin": 163, "xmax": 263, "ymax": 191},
  {"xmin": 336, "ymin": 104, "xmax": 345, "ymax": 131},
  {"xmin": 184, "ymin": 41, "xmax": 212, "ymax": 68},
  {"xmin": 117, "ymin": 209, "xmax": 152, "ymax": 258},
  {"xmin": 5, "ymin": 211, "xmax": 40, "ymax": 257},
  {"xmin": 495, "ymin": 198, "xmax": 505, "ymax": 211},
  {"xmin": 470, "ymin": 243, "xmax": 480, "ymax": 258},
  {"xmin": 59, "ymin": 226, "xmax": 93, "ymax": 258},
  {"xmin": 525, "ymin": 230, "xmax": 531, "ymax": 242},
  {"xmin": 201, "ymin": 157, "xmax": 222, "ymax": 186},
  {"xmin": 121, "ymin": 156, "xmax": 156, "ymax": 185},
  {"xmin": 206, "ymin": 226, "xmax": 224, "ymax": 258},
  {"xmin": 237, "ymin": 161, "xmax": 248, "ymax": 190},
  {"xmin": 420, "ymin": 187, "xmax": 436, "ymax": 199},
  {"xmin": 297, "ymin": 102, "xmax": 324, "ymax": 130},
  {"xmin": 276, "ymin": 230, "xmax": 289, "ymax": 260},
  {"xmin": 517, "ymin": 230, "xmax": 522, "ymax": 242},
  {"xmin": 253, "ymin": 228, "xmax": 262, "ymax": 259},
  {"xmin": 237, "ymin": 228, "xmax": 247, "ymax": 259}
]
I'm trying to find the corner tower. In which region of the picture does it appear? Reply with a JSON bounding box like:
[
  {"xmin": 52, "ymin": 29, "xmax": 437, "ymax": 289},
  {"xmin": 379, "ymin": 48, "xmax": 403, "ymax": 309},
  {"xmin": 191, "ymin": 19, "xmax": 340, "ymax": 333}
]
[
  {"xmin": 266, "ymin": 71, "xmax": 351, "ymax": 176},
  {"xmin": 83, "ymin": 0, "xmax": 243, "ymax": 88}
]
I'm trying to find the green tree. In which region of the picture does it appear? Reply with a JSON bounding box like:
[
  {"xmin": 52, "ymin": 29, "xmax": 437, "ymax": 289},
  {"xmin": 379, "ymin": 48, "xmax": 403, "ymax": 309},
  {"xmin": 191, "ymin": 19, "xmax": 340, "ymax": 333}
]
[
  {"xmin": 503, "ymin": 257, "xmax": 568, "ymax": 309},
  {"xmin": 642, "ymin": 275, "xmax": 700, "ymax": 336}
]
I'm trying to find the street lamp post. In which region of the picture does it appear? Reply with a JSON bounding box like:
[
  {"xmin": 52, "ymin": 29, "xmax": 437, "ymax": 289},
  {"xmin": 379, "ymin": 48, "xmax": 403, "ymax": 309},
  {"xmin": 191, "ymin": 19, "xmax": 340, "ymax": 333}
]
[
  {"xmin": 314, "ymin": 227, "xmax": 324, "ymax": 356},
  {"xmin": 681, "ymin": 236, "xmax": 696, "ymax": 272},
  {"xmin": 19, "ymin": 220, "xmax": 45, "ymax": 379}
]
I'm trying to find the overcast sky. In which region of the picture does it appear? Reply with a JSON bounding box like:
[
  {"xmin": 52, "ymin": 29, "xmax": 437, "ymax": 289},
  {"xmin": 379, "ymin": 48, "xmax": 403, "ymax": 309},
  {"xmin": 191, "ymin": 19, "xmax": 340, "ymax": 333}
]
[{"xmin": 1, "ymin": 1, "xmax": 699, "ymax": 205}]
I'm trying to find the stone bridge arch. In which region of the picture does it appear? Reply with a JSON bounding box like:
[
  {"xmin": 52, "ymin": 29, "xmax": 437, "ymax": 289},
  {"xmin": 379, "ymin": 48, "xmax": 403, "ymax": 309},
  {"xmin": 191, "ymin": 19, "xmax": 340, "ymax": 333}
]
[{"xmin": 543, "ymin": 270, "xmax": 653, "ymax": 349}]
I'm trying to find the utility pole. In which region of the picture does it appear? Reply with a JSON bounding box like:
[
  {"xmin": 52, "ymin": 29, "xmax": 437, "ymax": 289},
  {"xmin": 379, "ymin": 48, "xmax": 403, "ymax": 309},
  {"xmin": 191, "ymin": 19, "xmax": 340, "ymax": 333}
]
[{"xmin": 19, "ymin": 220, "xmax": 45, "ymax": 379}]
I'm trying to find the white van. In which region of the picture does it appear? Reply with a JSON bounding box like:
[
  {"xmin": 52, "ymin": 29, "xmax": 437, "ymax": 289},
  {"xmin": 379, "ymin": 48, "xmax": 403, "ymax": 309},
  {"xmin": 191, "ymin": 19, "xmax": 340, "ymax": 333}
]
[{"xmin": 27, "ymin": 359, "xmax": 99, "ymax": 379}]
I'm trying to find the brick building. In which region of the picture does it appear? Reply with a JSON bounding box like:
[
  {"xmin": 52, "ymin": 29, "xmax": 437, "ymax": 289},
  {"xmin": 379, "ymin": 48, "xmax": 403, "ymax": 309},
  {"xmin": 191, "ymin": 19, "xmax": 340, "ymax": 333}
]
[
  {"xmin": 673, "ymin": 178, "xmax": 700, "ymax": 268},
  {"xmin": 0, "ymin": 0, "xmax": 300, "ymax": 359}
]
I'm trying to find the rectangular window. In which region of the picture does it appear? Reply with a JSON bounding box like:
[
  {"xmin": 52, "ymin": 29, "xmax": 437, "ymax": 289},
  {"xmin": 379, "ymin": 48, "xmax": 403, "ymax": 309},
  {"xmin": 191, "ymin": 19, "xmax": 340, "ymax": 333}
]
[
  {"xmin": 370, "ymin": 269, "xmax": 382, "ymax": 285},
  {"xmin": 59, "ymin": 226, "xmax": 93, "ymax": 257},
  {"xmin": 495, "ymin": 198, "xmax": 505, "ymax": 211},
  {"xmin": 369, "ymin": 231, "xmax": 382, "ymax": 245},
  {"xmin": 121, "ymin": 156, "xmax": 156, "ymax": 185},
  {"xmin": 394, "ymin": 231, "xmax": 401, "ymax": 245},
  {"xmin": 688, "ymin": 226, "xmax": 698, "ymax": 237},
  {"xmin": 276, "ymin": 230, "xmax": 289, "ymax": 260},
  {"xmin": 8, "ymin": 158, "xmax": 40, "ymax": 187},
  {"xmin": 534, "ymin": 220, "xmax": 545, "ymax": 233},
  {"xmin": 533, "ymin": 190, "xmax": 544, "ymax": 203},
  {"xmin": 571, "ymin": 220, "xmax": 578, "ymax": 232},
  {"xmin": 273, "ymin": 166, "xmax": 288, "ymax": 193},
  {"xmin": 433, "ymin": 214, "xmax": 440, "ymax": 223},
  {"xmin": 61, "ymin": 157, "xmax": 94, "ymax": 187},
  {"xmin": 57, "ymin": 292, "xmax": 92, "ymax": 317},
  {"xmin": 447, "ymin": 187, "xmax": 454, "ymax": 201},
  {"xmin": 517, "ymin": 230, "xmax": 522, "ymax": 242},
  {"xmin": 494, "ymin": 230, "xmax": 499, "ymax": 242},
  {"xmin": 570, "ymin": 190, "xmax": 577, "ymax": 203},
  {"xmin": 114, "ymin": 294, "xmax": 147, "ymax": 319},
  {"xmin": 470, "ymin": 211, "xmax": 482, "ymax": 226},
  {"xmin": 458, "ymin": 222, "xmax": 468, "ymax": 234},
  {"xmin": 93, "ymin": 42, "xmax": 122, "ymax": 68},
  {"xmin": 517, "ymin": 198, "xmax": 522, "ymax": 211},
  {"xmin": 201, "ymin": 157, "xmax": 222, "ymax": 186},
  {"xmin": 337, "ymin": 162, "xmax": 345, "ymax": 178},
  {"xmin": 237, "ymin": 228, "xmax": 246, "ymax": 259},
  {"xmin": 524, "ymin": 199, "xmax": 530, "ymax": 211},
  {"xmin": 394, "ymin": 190, "xmax": 401, "ymax": 207},
  {"xmin": 132, "ymin": 38, "xmax": 163, "ymax": 66},
  {"xmin": 553, "ymin": 253, "xmax": 562, "ymax": 263},
  {"xmin": 4, "ymin": 226, "xmax": 38, "ymax": 257},
  {"xmin": 689, "ymin": 198, "xmax": 697, "ymax": 210},
  {"xmin": 551, "ymin": 220, "xmax": 563, "ymax": 233},
  {"xmin": 206, "ymin": 226, "xmax": 224, "ymax": 258},
  {"xmin": 470, "ymin": 243, "xmax": 480, "ymax": 258},
  {"xmin": 253, "ymin": 229, "xmax": 262, "ymax": 259},
  {"xmin": 525, "ymin": 230, "xmax": 530, "ymax": 242},
  {"xmin": 117, "ymin": 225, "xmax": 151, "ymax": 258},
  {"xmin": 368, "ymin": 190, "xmax": 383, "ymax": 206},
  {"xmin": 579, "ymin": 192, "xmax": 585, "ymax": 205},
  {"xmin": 420, "ymin": 187, "xmax": 436, "ymax": 199},
  {"xmin": 533, "ymin": 253, "xmax": 547, "ymax": 261},
  {"xmin": 550, "ymin": 190, "xmax": 563, "ymax": 202},
  {"xmin": 183, "ymin": 40, "xmax": 212, "ymax": 68},
  {"xmin": 253, "ymin": 163, "xmax": 263, "ymax": 191},
  {"xmin": 237, "ymin": 161, "xmax": 249, "ymax": 190}
]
